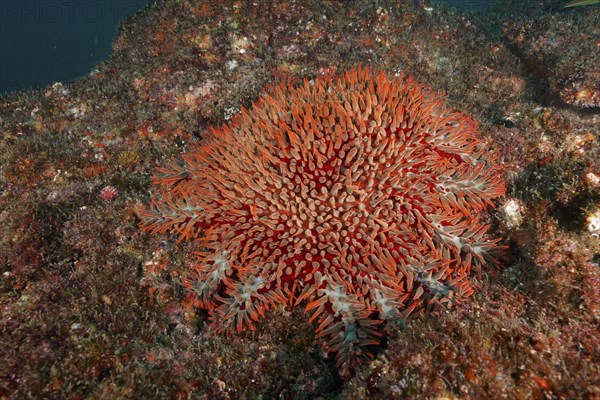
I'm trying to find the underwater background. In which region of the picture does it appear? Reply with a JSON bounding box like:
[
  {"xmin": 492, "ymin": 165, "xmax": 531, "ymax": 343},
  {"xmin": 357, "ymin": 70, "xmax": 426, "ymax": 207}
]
[
  {"xmin": 1, "ymin": 0, "xmax": 505, "ymax": 94},
  {"xmin": 0, "ymin": 0, "xmax": 598, "ymax": 399}
]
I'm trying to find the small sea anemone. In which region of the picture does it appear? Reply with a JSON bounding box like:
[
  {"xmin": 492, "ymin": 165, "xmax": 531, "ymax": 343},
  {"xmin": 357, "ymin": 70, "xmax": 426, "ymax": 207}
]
[{"xmin": 100, "ymin": 185, "xmax": 118, "ymax": 202}]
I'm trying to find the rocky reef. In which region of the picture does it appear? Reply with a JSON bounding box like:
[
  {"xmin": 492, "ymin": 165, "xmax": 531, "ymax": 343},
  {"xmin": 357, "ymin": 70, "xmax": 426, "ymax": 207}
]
[{"xmin": 1, "ymin": 0, "xmax": 598, "ymax": 398}]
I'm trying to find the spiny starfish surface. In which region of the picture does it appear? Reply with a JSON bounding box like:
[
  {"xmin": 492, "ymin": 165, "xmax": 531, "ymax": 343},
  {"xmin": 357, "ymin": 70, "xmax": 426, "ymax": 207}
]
[{"xmin": 136, "ymin": 67, "xmax": 505, "ymax": 370}]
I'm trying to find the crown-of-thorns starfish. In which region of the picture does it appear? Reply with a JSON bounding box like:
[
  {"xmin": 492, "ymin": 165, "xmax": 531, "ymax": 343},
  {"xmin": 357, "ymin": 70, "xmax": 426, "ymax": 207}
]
[{"xmin": 136, "ymin": 66, "xmax": 505, "ymax": 371}]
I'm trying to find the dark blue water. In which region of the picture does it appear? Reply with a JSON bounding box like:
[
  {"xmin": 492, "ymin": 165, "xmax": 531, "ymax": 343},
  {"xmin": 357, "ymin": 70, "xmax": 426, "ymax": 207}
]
[
  {"xmin": 0, "ymin": 0, "xmax": 150, "ymax": 94},
  {"xmin": 445, "ymin": 0, "xmax": 498, "ymax": 12}
]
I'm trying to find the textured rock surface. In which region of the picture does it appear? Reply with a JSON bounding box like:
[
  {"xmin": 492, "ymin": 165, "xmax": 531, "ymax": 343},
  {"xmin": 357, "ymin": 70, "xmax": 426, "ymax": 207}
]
[{"xmin": 504, "ymin": 9, "xmax": 600, "ymax": 108}]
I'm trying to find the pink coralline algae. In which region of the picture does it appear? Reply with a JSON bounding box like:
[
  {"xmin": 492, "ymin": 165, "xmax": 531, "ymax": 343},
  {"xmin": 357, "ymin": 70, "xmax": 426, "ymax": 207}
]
[{"xmin": 136, "ymin": 67, "xmax": 506, "ymax": 371}]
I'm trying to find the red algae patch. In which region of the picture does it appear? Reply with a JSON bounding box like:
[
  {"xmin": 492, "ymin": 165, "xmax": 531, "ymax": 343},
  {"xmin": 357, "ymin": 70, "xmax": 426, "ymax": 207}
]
[{"xmin": 136, "ymin": 67, "xmax": 505, "ymax": 371}]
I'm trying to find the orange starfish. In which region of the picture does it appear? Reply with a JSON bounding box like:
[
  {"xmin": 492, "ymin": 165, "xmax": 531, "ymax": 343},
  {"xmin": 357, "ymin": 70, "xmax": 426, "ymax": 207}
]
[{"xmin": 136, "ymin": 67, "xmax": 505, "ymax": 371}]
